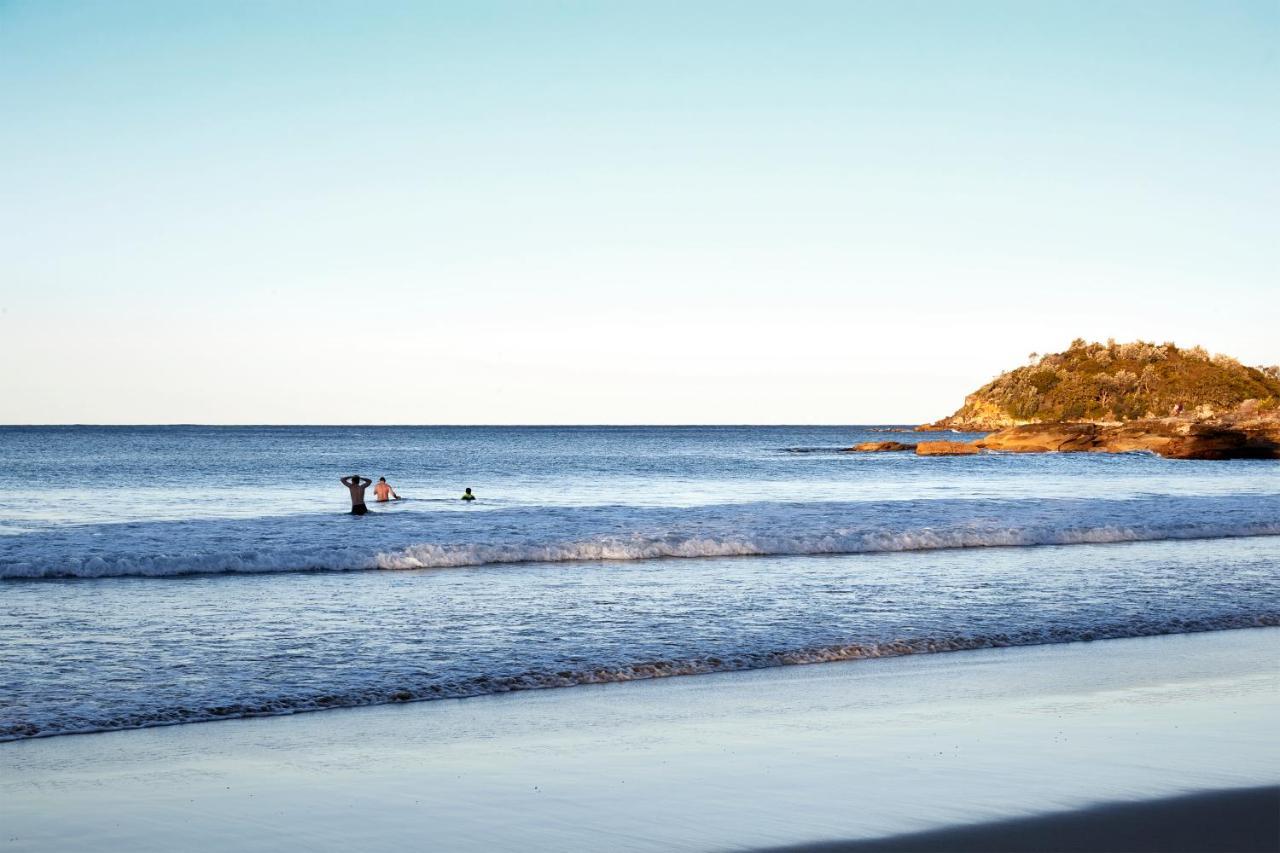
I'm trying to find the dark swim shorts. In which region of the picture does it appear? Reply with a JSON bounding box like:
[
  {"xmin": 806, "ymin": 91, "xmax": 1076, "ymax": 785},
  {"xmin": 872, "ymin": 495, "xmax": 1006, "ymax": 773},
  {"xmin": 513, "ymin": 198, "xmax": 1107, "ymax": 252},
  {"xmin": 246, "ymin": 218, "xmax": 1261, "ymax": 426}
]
[{"xmin": 351, "ymin": 504, "xmax": 368, "ymax": 515}]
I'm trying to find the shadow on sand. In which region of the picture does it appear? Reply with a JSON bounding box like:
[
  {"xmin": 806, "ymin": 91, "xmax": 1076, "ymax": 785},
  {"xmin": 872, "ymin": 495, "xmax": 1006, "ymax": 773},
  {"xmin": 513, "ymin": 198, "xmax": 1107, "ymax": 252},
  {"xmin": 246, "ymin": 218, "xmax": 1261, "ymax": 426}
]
[{"xmin": 760, "ymin": 786, "xmax": 1279, "ymax": 853}]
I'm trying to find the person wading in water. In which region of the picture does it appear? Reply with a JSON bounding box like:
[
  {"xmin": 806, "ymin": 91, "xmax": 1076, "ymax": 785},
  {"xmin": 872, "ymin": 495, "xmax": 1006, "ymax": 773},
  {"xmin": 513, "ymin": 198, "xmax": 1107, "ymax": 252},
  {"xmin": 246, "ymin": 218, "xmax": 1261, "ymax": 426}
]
[
  {"xmin": 373, "ymin": 477, "xmax": 401, "ymax": 502},
  {"xmin": 341, "ymin": 475, "xmax": 373, "ymax": 515}
]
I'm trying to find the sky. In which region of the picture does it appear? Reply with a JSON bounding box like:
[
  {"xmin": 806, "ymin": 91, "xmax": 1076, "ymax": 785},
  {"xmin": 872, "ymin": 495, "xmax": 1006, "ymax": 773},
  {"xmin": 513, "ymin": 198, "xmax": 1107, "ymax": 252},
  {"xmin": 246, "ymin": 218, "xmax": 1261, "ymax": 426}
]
[{"xmin": 1, "ymin": 0, "xmax": 1276, "ymax": 424}]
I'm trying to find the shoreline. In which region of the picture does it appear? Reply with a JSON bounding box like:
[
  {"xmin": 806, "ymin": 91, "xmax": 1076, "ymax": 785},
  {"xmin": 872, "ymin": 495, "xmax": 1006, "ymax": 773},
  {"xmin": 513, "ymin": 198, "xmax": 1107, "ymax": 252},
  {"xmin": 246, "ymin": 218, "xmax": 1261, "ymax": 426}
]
[
  {"xmin": 4, "ymin": 627, "xmax": 1277, "ymax": 851},
  {"xmin": 5, "ymin": 608, "xmax": 1278, "ymax": 743}
]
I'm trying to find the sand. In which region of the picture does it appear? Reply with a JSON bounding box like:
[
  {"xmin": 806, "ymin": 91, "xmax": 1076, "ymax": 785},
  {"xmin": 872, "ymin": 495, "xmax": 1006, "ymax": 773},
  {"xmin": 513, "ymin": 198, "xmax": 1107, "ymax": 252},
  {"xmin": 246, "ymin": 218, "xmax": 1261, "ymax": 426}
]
[
  {"xmin": 3, "ymin": 628, "xmax": 1278, "ymax": 852},
  {"xmin": 766, "ymin": 786, "xmax": 1279, "ymax": 852}
]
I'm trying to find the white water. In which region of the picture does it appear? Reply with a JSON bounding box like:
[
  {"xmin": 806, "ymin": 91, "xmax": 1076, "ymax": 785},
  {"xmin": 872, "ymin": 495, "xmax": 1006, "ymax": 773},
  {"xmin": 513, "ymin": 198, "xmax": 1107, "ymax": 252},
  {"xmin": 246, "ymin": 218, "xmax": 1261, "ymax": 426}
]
[
  {"xmin": 4, "ymin": 495, "xmax": 1279, "ymax": 579},
  {"xmin": 2, "ymin": 426, "xmax": 1277, "ymax": 741}
]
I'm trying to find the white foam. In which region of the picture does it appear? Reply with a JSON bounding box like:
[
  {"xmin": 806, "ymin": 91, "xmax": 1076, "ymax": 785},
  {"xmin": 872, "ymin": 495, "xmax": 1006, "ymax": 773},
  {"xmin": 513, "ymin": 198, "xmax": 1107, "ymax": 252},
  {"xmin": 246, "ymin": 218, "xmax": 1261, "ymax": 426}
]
[
  {"xmin": 367, "ymin": 522, "xmax": 1280, "ymax": 572},
  {"xmin": 3, "ymin": 495, "xmax": 1279, "ymax": 579}
]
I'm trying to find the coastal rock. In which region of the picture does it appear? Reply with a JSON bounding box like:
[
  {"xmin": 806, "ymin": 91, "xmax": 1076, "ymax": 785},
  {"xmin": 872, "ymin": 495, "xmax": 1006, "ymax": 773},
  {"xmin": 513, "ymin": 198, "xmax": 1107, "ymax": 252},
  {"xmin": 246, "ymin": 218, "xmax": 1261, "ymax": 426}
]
[
  {"xmin": 917, "ymin": 398, "xmax": 1019, "ymax": 432},
  {"xmin": 1157, "ymin": 423, "xmax": 1280, "ymax": 460},
  {"xmin": 975, "ymin": 420, "xmax": 1280, "ymax": 460},
  {"xmin": 846, "ymin": 441, "xmax": 915, "ymax": 452},
  {"xmin": 973, "ymin": 423, "xmax": 1102, "ymax": 453},
  {"xmin": 1094, "ymin": 421, "xmax": 1181, "ymax": 455},
  {"xmin": 916, "ymin": 441, "xmax": 979, "ymax": 456}
]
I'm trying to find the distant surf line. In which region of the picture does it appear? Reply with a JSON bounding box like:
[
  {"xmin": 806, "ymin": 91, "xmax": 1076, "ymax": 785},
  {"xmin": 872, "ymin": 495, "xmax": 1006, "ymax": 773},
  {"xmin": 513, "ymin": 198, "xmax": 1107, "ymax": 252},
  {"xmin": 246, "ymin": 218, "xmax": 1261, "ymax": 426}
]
[{"xmin": 5, "ymin": 521, "xmax": 1280, "ymax": 580}]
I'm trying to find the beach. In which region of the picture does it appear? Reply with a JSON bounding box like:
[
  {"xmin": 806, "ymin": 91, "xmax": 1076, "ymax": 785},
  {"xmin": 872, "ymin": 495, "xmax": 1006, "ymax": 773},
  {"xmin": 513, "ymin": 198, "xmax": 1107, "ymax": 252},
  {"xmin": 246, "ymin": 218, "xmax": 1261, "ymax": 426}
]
[
  {"xmin": 7, "ymin": 0, "xmax": 1279, "ymax": 847},
  {"xmin": 2, "ymin": 426, "xmax": 1277, "ymax": 850},
  {"xmin": 4, "ymin": 627, "xmax": 1277, "ymax": 852}
]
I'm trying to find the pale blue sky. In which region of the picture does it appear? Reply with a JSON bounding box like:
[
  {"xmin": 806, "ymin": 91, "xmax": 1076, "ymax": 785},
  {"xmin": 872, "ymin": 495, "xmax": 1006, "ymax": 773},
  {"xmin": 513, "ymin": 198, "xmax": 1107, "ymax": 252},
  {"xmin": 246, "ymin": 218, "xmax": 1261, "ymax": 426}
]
[{"xmin": 1, "ymin": 1, "xmax": 1276, "ymax": 423}]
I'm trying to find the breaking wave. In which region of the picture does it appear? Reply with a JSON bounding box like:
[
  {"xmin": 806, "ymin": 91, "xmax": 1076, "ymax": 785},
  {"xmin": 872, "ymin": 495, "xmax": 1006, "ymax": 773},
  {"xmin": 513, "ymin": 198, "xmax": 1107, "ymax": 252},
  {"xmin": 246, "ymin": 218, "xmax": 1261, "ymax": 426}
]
[
  {"xmin": 368, "ymin": 520, "xmax": 1280, "ymax": 570},
  {"xmin": 3, "ymin": 495, "xmax": 1280, "ymax": 579}
]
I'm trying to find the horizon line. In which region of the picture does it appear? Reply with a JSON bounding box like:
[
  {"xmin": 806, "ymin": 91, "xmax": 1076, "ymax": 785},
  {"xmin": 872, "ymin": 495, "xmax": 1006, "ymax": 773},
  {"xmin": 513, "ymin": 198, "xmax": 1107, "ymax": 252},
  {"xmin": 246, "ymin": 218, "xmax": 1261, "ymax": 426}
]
[{"xmin": 0, "ymin": 422, "xmax": 926, "ymax": 429}]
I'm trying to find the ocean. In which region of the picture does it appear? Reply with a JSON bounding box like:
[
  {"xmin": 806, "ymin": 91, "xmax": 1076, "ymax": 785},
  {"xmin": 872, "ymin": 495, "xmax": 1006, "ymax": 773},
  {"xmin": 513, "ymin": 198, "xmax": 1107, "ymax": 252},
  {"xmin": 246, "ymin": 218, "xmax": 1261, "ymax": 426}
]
[{"xmin": 2, "ymin": 425, "xmax": 1278, "ymax": 741}]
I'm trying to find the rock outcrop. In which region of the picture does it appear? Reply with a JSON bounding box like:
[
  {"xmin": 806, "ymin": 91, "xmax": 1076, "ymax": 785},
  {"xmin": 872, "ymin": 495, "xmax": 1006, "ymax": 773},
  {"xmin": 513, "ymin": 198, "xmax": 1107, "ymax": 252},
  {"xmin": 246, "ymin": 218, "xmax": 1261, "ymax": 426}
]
[
  {"xmin": 975, "ymin": 419, "xmax": 1280, "ymax": 460},
  {"xmin": 845, "ymin": 441, "xmax": 915, "ymax": 452},
  {"xmin": 970, "ymin": 423, "xmax": 1102, "ymax": 453},
  {"xmin": 920, "ymin": 340, "xmax": 1280, "ymax": 432},
  {"xmin": 916, "ymin": 441, "xmax": 979, "ymax": 456}
]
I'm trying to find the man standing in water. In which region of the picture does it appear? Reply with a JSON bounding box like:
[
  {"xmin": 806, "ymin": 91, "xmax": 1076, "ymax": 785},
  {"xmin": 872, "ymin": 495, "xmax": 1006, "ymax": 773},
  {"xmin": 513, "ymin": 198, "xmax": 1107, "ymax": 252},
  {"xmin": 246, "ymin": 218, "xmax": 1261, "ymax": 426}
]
[
  {"xmin": 341, "ymin": 475, "xmax": 373, "ymax": 515},
  {"xmin": 373, "ymin": 477, "xmax": 401, "ymax": 502}
]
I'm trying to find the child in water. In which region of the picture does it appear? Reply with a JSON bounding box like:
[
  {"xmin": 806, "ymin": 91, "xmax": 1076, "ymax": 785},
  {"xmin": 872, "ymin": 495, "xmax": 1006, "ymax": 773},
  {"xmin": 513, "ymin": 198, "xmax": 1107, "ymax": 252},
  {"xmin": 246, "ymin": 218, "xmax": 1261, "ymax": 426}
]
[{"xmin": 461, "ymin": 488, "xmax": 476, "ymax": 502}]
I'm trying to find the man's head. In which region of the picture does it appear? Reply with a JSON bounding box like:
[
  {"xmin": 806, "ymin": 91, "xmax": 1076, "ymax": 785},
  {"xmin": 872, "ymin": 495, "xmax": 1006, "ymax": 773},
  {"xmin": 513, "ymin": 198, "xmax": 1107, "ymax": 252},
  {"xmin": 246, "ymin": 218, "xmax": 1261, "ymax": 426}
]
[
  {"xmin": 378, "ymin": 477, "xmax": 386, "ymax": 482},
  {"xmin": 464, "ymin": 487, "xmax": 472, "ymax": 494}
]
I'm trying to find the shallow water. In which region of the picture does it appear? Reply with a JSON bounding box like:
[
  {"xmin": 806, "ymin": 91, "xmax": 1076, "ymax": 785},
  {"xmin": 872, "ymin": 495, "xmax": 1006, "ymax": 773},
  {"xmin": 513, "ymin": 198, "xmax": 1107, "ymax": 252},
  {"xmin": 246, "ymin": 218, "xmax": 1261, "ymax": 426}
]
[{"xmin": 1, "ymin": 426, "xmax": 1277, "ymax": 739}]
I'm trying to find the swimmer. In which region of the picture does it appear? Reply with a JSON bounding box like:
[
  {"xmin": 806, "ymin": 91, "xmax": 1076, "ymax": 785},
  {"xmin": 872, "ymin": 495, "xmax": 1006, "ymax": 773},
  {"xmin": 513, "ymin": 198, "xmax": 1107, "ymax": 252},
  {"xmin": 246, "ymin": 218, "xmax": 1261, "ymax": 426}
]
[
  {"xmin": 461, "ymin": 487, "xmax": 476, "ymax": 502},
  {"xmin": 373, "ymin": 477, "xmax": 401, "ymax": 502},
  {"xmin": 341, "ymin": 475, "xmax": 373, "ymax": 515}
]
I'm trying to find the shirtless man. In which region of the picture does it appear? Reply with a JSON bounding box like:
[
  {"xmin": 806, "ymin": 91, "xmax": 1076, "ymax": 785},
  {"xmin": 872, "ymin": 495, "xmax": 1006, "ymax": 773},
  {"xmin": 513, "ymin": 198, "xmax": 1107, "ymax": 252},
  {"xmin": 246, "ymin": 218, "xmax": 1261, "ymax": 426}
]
[
  {"xmin": 341, "ymin": 475, "xmax": 373, "ymax": 515},
  {"xmin": 373, "ymin": 477, "xmax": 401, "ymax": 502}
]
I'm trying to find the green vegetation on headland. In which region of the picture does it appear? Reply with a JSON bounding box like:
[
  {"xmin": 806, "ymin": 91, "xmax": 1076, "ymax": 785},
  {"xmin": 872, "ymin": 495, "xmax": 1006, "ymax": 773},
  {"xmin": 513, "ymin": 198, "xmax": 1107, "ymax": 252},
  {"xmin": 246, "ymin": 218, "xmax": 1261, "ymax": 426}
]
[
  {"xmin": 843, "ymin": 340, "xmax": 1280, "ymax": 459},
  {"xmin": 921, "ymin": 339, "xmax": 1280, "ymax": 432}
]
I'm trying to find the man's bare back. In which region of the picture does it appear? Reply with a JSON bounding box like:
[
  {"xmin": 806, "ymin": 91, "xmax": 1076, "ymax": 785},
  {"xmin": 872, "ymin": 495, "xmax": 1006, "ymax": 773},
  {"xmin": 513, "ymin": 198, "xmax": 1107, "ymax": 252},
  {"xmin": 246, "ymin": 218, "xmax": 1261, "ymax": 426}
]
[
  {"xmin": 341, "ymin": 476, "xmax": 373, "ymax": 515},
  {"xmin": 373, "ymin": 477, "xmax": 400, "ymax": 502}
]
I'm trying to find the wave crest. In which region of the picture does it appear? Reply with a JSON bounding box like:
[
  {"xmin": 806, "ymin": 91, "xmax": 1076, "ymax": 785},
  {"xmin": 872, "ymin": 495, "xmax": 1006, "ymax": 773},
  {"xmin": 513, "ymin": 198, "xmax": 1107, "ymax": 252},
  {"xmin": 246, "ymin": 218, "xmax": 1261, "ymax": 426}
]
[{"xmin": 5, "ymin": 495, "xmax": 1280, "ymax": 579}]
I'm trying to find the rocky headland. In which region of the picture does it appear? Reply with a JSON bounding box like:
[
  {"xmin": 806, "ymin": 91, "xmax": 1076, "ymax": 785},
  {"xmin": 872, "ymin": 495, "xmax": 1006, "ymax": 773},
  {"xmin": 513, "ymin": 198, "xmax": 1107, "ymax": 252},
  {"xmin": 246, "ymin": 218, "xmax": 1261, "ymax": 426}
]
[
  {"xmin": 919, "ymin": 339, "xmax": 1280, "ymax": 433},
  {"xmin": 852, "ymin": 340, "xmax": 1280, "ymax": 459}
]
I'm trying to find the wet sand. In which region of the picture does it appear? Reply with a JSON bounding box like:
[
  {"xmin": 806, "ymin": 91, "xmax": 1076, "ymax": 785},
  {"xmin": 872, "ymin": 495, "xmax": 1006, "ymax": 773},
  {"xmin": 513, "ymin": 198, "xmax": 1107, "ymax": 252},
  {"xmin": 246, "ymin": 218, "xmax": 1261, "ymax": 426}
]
[{"xmin": 3, "ymin": 628, "xmax": 1278, "ymax": 852}]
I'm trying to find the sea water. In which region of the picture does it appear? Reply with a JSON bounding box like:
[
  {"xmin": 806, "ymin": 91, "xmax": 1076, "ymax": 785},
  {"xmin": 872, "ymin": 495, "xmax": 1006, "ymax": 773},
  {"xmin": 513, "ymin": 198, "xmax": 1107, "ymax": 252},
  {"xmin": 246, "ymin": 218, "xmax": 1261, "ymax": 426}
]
[{"xmin": 1, "ymin": 425, "xmax": 1277, "ymax": 739}]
